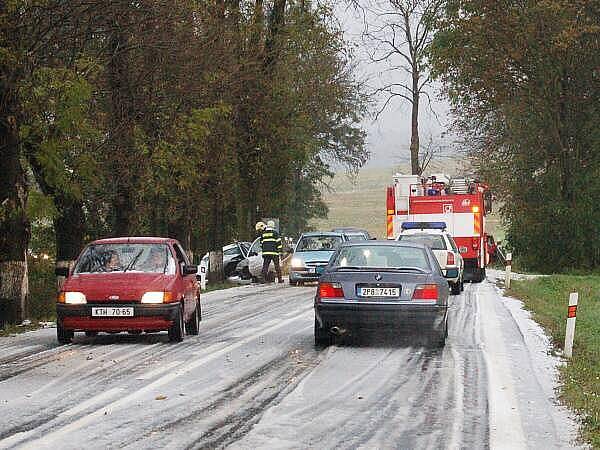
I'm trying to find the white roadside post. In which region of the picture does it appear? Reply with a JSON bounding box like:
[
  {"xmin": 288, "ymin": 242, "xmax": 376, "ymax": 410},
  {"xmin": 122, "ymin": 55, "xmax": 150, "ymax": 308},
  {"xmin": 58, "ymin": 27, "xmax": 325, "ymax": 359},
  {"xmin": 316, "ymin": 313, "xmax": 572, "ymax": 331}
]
[
  {"xmin": 505, "ymin": 252, "xmax": 512, "ymax": 289},
  {"xmin": 564, "ymin": 292, "xmax": 579, "ymax": 358}
]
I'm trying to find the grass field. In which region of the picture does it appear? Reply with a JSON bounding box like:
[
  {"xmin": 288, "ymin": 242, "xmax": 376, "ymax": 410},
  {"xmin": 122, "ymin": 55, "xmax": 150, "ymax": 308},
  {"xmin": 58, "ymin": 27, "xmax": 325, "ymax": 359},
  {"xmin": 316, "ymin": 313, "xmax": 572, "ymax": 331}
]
[
  {"xmin": 311, "ymin": 166, "xmax": 506, "ymax": 241},
  {"xmin": 509, "ymin": 275, "xmax": 600, "ymax": 447},
  {"xmin": 310, "ymin": 168, "xmax": 394, "ymax": 238}
]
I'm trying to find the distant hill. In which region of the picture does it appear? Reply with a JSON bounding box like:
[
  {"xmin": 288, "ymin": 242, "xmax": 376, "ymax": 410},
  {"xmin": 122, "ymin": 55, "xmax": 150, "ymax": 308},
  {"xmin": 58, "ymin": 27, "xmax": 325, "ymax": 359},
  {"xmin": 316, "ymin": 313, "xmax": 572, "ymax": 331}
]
[{"xmin": 309, "ymin": 167, "xmax": 393, "ymax": 238}]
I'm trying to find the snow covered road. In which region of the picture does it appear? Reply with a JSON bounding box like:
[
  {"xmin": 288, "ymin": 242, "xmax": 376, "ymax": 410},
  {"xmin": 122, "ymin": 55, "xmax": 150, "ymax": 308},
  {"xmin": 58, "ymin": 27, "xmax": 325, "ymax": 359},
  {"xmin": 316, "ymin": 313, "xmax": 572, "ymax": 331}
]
[{"xmin": 0, "ymin": 278, "xmax": 582, "ymax": 449}]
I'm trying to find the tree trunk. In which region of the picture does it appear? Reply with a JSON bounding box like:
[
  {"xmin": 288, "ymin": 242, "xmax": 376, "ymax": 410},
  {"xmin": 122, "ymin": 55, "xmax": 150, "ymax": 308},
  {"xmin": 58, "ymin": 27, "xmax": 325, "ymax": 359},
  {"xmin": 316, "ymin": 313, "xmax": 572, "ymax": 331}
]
[
  {"xmin": 54, "ymin": 195, "xmax": 85, "ymax": 290},
  {"xmin": 0, "ymin": 77, "xmax": 30, "ymax": 325},
  {"xmin": 25, "ymin": 143, "xmax": 86, "ymax": 291},
  {"xmin": 265, "ymin": 0, "xmax": 286, "ymax": 71},
  {"xmin": 107, "ymin": 15, "xmax": 137, "ymax": 236},
  {"xmin": 410, "ymin": 75, "xmax": 420, "ymax": 175},
  {"xmin": 207, "ymin": 250, "xmax": 224, "ymax": 283}
]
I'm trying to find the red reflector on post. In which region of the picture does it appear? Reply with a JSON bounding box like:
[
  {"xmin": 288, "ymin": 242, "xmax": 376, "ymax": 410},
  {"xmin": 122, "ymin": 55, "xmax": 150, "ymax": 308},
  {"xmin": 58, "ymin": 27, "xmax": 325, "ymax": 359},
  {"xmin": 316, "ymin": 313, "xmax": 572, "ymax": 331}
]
[
  {"xmin": 412, "ymin": 284, "xmax": 438, "ymax": 301},
  {"xmin": 447, "ymin": 252, "xmax": 455, "ymax": 265},
  {"xmin": 567, "ymin": 305, "xmax": 577, "ymax": 318},
  {"xmin": 318, "ymin": 282, "xmax": 344, "ymax": 299}
]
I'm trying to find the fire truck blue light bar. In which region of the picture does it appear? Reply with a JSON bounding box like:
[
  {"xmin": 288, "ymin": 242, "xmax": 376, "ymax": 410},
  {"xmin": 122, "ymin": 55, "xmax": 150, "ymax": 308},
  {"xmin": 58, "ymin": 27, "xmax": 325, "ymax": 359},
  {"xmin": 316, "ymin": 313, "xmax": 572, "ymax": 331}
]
[{"xmin": 401, "ymin": 222, "xmax": 447, "ymax": 230}]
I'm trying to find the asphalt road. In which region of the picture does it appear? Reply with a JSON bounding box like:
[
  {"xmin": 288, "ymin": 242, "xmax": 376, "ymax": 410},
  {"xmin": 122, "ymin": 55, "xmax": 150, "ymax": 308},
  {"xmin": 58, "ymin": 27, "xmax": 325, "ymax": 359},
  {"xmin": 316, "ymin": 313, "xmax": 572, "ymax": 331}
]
[{"xmin": 0, "ymin": 275, "xmax": 582, "ymax": 449}]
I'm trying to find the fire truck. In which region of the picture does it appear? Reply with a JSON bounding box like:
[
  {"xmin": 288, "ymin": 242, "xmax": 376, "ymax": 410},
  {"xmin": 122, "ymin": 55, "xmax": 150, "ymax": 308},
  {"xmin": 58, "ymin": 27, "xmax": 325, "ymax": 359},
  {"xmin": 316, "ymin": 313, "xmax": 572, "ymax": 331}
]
[{"xmin": 386, "ymin": 174, "xmax": 493, "ymax": 282}]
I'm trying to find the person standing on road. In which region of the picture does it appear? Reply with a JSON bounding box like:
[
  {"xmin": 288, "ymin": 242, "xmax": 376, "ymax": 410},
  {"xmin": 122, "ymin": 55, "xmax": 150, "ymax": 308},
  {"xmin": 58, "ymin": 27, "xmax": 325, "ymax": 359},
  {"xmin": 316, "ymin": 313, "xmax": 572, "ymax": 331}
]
[{"xmin": 260, "ymin": 220, "xmax": 284, "ymax": 283}]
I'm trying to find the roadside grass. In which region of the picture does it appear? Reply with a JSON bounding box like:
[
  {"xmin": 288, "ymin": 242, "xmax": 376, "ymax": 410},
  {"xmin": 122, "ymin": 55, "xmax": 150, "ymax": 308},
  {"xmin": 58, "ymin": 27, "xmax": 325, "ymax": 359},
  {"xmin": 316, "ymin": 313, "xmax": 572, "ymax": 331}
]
[{"xmin": 508, "ymin": 275, "xmax": 600, "ymax": 447}]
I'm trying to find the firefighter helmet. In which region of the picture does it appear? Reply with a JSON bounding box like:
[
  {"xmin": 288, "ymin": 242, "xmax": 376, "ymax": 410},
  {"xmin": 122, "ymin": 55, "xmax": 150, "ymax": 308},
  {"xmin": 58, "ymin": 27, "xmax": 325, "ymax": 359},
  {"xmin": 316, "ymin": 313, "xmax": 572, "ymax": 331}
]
[
  {"xmin": 255, "ymin": 221, "xmax": 266, "ymax": 232},
  {"xmin": 266, "ymin": 220, "xmax": 276, "ymax": 229}
]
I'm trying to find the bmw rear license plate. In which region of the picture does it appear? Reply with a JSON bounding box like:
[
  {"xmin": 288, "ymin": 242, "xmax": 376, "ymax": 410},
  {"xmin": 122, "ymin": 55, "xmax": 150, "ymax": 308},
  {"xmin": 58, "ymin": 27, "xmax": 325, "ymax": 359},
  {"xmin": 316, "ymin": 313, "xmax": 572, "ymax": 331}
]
[
  {"xmin": 358, "ymin": 287, "xmax": 400, "ymax": 297},
  {"xmin": 91, "ymin": 307, "xmax": 134, "ymax": 317}
]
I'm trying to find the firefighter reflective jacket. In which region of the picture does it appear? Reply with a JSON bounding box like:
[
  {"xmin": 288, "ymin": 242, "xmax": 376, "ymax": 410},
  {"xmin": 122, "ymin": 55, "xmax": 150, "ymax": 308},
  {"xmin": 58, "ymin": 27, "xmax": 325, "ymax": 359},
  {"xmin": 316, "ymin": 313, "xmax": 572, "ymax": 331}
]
[{"xmin": 261, "ymin": 228, "xmax": 282, "ymax": 256}]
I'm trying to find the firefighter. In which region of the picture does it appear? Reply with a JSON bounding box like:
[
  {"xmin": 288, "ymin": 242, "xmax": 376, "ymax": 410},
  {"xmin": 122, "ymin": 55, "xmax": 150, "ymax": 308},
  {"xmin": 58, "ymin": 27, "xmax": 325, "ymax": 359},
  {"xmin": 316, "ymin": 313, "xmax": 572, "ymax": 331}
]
[{"xmin": 260, "ymin": 220, "xmax": 284, "ymax": 283}]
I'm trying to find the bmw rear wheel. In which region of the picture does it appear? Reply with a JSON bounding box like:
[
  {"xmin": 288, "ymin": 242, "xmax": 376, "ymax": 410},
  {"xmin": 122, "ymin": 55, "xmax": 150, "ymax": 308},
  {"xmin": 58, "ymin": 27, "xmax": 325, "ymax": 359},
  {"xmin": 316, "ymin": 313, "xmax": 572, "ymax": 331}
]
[
  {"xmin": 168, "ymin": 303, "xmax": 184, "ymax": 343},
  {"xmin": 436, "ymin": 321, "xmax": 448, "ymax": 348}
]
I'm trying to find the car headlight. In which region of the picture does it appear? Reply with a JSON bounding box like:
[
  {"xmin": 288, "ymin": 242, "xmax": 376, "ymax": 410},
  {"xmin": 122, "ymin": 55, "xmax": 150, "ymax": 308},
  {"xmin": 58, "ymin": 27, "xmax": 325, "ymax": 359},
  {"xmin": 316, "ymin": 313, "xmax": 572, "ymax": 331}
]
[
  {"xmin": 291, "ymin": 258, "xmax": 304, "ymax": 268},
  {"xmin": 61, "ymin": 292, "xmax": 87, "ymax": 304},
  {"xmin": 141, "ymin": 291, "xmax": 173, "ymax": 304}
]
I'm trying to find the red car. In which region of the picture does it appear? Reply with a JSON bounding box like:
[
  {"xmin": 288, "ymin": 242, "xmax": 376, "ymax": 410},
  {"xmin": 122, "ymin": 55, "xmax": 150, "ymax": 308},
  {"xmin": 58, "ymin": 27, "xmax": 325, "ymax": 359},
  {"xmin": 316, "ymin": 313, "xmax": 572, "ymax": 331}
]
[{"xmin": 56, "ymin": 237, "xmax": 201, "ymax": 344}]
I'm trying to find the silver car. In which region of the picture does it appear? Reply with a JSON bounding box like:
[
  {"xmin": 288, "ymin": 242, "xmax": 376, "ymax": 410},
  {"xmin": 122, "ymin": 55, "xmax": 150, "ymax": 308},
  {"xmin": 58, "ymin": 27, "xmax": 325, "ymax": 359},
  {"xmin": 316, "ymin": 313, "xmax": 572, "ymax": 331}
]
[{"xmin": 314, "ymin": 241, "xmax": 450, "ymax": 347}]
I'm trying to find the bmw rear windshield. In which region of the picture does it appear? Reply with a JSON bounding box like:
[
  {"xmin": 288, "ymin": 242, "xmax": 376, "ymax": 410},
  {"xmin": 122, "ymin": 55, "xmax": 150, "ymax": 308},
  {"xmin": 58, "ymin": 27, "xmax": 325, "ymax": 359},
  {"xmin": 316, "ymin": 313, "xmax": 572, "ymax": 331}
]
[{"xmin": 330, "ymin": 245, "xmax": 431, "ymax": 271}]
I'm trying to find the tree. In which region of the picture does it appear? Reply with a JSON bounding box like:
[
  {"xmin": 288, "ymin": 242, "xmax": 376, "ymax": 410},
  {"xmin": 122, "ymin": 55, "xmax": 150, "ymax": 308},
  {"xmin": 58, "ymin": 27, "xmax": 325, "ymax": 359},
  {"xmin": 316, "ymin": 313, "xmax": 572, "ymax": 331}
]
[
  {"xmin": 363, "ymin": 0, "xmax": 444, "ymax": 175},
  {"xmin": 0, "ymin": 0, "xmax": 369, "ymax": 324},
  {"xmin": 431, "ymin": 0, "xmax": 600, "ymax": 271},
  {"xmin": 0, "ymin": 1, "xmax": 80, "ymax": 323}
]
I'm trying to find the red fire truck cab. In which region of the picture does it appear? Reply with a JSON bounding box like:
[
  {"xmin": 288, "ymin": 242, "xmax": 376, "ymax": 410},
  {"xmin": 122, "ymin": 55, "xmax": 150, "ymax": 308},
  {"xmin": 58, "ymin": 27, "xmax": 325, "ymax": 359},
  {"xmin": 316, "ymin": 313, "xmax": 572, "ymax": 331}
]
[{"xmin": 386, "ymin": 174, "xmax": 492, "ymax": 282}]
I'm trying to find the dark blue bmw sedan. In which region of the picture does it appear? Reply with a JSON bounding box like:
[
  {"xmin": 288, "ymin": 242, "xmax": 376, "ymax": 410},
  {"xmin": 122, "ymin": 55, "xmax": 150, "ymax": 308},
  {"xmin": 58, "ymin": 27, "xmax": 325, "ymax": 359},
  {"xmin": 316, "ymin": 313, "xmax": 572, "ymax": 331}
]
[{"xmin": 314, "ymin": 241, "xmax": 450, "ymax": 347}]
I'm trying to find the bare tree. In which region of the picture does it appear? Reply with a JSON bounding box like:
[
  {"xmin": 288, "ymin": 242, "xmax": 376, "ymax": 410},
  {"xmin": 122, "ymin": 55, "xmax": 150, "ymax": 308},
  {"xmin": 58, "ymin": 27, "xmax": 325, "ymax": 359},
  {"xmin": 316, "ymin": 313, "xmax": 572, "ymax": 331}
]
[{"xmin": 363, "ymin": 0, "xmax": 444, "ymax": 175}]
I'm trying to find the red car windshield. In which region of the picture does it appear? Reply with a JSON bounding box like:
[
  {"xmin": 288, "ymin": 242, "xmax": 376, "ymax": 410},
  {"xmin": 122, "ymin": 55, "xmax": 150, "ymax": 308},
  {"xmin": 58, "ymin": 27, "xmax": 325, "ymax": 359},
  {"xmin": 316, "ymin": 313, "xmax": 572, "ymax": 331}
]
[{"xmin": 73, "ymin": 244, "xmax": 176, "ymax": 274}]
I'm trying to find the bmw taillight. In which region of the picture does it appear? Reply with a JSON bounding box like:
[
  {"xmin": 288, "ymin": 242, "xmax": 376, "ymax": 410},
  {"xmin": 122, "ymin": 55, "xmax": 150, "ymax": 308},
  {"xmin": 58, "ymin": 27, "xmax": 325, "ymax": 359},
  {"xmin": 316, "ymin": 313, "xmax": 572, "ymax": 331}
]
[
  {"xmin": 412, "ymin": 284, "xmax": 438, "ymax": 301},
  {"xmin": 447, "ymin": 252, "xmax": 455, "ymax": 265},
  {"xmin": 318, "ymin": 282, "xmax": 344, "ymax": 299}
]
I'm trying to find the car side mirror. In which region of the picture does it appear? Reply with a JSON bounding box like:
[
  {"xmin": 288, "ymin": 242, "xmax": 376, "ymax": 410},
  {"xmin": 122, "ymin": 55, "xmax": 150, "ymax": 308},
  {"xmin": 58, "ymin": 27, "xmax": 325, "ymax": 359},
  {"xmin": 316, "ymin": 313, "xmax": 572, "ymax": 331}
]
[
  {"xmin": 55, "ymin": 267, "xmax": 69, "ymax": 277},
  {"xmin": 183, "ymin": 264, "xmax": 198, "ymax": 276}
]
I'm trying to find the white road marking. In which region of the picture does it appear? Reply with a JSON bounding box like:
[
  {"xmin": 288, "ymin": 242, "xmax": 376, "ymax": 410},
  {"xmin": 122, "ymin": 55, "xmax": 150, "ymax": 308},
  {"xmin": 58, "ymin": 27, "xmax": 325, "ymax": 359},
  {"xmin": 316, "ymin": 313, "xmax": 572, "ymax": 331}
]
[{"xmin": 477, "ymin": 285, "xmax": 527, "ymax": 450}]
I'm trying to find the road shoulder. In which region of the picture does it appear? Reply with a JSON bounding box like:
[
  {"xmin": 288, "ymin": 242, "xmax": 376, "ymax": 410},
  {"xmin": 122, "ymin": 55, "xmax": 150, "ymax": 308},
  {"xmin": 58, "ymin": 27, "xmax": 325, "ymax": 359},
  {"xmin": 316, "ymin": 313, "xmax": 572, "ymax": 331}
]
[{"xmin": 485, "ymin": 269, "xmax": 584, "ymax": 449}]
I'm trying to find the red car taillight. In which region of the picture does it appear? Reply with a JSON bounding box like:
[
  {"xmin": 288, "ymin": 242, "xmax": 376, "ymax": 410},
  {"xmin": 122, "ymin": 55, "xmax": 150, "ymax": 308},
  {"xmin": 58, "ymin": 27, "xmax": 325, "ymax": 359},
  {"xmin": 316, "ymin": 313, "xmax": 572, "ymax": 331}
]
[
  {"xmin": 412, "ymin": 284, "xmax": 438, "ymax": 301},
  {"xmin": 318, "ymin": 282, "xmax": 344, "ymax": 299},
  {"xmin": 447, "ymin": 252, "xmax": 455, "ymax": 265}
]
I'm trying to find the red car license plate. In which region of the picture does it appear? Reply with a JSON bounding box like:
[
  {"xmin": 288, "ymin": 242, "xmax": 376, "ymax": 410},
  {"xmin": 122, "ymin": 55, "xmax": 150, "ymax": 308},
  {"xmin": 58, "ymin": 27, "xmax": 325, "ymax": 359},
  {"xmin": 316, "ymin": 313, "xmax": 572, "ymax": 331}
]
[{"xmin": 91, "ymin": 307, "xmax": 134, "ymax": 317}]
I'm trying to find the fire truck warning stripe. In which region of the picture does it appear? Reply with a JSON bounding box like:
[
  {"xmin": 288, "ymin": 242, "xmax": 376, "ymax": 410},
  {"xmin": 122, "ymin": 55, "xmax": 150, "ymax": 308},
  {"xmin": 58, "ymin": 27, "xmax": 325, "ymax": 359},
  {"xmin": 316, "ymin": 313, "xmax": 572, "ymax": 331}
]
[
  {"xmin": 387, "ymin": 215, "xmax": 394, "ymax": 238},
  {"xmin": 474, "ymin": 213, "xmax": 481, "ymax": 234}
]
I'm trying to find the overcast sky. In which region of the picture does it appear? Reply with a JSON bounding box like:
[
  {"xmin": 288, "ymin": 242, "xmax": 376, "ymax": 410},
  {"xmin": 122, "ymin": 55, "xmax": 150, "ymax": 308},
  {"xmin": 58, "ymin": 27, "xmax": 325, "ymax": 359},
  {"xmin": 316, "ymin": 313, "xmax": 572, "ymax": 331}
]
[{"xmin": 337, "ymin": 3, "xmax": 453, "ymax": 169}]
